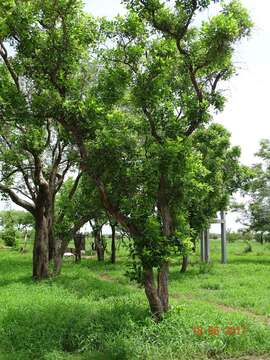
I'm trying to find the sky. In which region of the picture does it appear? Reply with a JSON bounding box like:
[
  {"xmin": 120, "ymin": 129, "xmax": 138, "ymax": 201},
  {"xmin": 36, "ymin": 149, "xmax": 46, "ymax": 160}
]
[{"xmin": 2, "ymin": 1, "xmax": 270, "ymax": 232}]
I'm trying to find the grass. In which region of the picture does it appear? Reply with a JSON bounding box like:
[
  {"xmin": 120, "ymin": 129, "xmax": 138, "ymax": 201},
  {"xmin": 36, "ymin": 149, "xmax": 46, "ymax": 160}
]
[{"xmin": 0, "ymin": 240, "xmax": 270, "ymax": 359}]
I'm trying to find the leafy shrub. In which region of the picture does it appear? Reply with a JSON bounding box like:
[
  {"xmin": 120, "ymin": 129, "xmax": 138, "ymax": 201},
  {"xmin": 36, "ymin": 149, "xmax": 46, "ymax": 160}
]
[
  {"xmin": 0, "ymin": 211, "xmax": 17, "ymax": 247},
  {"xmin": 242, "ymin": 241, "xmax": 252, "ymax": 254},
  {"xmin": 1, "ymin": 227, "xmax": 16, "ymax": 247}
]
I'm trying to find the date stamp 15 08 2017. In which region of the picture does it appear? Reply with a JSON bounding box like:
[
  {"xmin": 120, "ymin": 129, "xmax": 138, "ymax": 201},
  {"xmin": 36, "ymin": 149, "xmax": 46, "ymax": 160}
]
[{"xmin": 193, "ymin": 324, "xmax": 248, "ymax": 337}]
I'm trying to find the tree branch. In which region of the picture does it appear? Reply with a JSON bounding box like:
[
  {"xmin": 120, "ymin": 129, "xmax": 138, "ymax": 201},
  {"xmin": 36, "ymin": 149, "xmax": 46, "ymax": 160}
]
[
  {"xmin": 0, "ymin": 184, "xmax": 35, "ymax": 214},
  {"xmin": 0, "ymin": 42, "xmax": 20, "ymax": 92}
]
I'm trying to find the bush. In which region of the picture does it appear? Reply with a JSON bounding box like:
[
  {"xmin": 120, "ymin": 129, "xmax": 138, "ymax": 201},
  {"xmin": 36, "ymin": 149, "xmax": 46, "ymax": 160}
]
[
  {"xmin": 198, "ymin": 262, "xmax": 214, "ymax": 274},
  {"xmin": 242, "ymin": 241, "xmax": 252, "ymax": 254},
  {"xmin": 1, "ymin": 212, "xmax": 17, "ymax": 247},
  {"xmin": 1, "ymin": 227, "xmax": 16, "ymax": 247}
]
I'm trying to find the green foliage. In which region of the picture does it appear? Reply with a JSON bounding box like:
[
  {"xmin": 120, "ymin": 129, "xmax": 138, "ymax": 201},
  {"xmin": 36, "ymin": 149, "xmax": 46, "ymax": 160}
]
[
  {"xmin": 240, "ymin": 139, "xmax": 270, "ymax": 236},
  {"xmin": 0, "ymin": 210, "xmax": 34, "ymax": 230},
  {"xmin": 1, "ymin": 211, "xmax": 16, "ymax": 247}
]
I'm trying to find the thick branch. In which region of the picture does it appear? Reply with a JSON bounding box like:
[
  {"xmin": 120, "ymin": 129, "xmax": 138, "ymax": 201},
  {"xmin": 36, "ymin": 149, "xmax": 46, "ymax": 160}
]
[
  {"xmin": 0, "ymin": 42, "xmax": 20, "ymax": 92},
  {"xmin": 0, "ymin": 184, "xmax": 35, "ymax": 214}
]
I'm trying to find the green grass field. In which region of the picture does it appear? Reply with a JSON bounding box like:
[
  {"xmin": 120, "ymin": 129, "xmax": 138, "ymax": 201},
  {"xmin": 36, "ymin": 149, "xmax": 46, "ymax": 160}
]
[{"xmin": 0, "ymin": 240, "xmax": 270, "ymax": 360}]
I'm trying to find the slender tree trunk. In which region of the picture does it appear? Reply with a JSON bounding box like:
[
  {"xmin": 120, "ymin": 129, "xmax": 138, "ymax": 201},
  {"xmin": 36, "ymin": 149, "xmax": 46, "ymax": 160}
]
[
  {"xmin": 180, "ymin": 256, "xmax": 189, "ymax": 273},
  {"xmin": 33, "ymin": 214, "xmax": 49, "ymax": 280},
  {"xmin": 74, "ymin": 234, "xmax": 82, "ymax": 263},
  {"xmin": 53, "ymin": 252, "xmax": 62, "ymax": 275},
  {"xmin": 111, "ymin": 223, "xmax": 116, "ymax": 264},
  {"xmin": 53, "ymin": 238, "xmax": 65, "ymax": 275},
  {"xmin": 95, "ymin": 229, "xmax": 104, "ymax": 261}
]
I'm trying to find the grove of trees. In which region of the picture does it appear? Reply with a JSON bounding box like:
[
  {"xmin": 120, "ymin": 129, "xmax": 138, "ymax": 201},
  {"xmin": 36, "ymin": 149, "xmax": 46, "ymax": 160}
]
[{"xmin": 0, "ymin": 0, "xmax": 252, "ymax": 320}]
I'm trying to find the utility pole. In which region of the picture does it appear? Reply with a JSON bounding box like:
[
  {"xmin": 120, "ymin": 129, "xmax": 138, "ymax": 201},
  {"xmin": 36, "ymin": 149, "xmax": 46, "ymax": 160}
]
[
  {"xmin": 221, "ymin": 210, "xmax": 227, "ymax": 264},
  {"xmin": 204, "ymin": 228, "xmax": 210, "ymax": 263}
]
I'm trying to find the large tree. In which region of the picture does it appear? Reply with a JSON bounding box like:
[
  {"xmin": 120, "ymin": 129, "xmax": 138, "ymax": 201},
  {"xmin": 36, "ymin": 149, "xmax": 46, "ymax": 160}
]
[
  {"xmin": 0, "ymin": 62, "xmax": 73, "ymax": 278},
  {"xmin": 0, "ymin": 0, "xmax": 252, "ymax": 319}
]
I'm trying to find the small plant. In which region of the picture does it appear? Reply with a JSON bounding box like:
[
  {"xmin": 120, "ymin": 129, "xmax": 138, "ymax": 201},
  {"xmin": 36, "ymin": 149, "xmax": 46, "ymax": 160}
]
[
  {"xmin": 201, "ymin": 282, "xmax": 221, "ymax": 290},
  {"xmin": 242, "ymin": 240, "xmax": 252, "ymax": 254},
  {"xmin": 198, "ymin": 261, "xmax": 214, "ymax": 274}
]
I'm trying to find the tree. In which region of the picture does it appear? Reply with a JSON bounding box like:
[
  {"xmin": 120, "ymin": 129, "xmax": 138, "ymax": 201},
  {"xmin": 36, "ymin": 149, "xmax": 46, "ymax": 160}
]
[
  {"xmin": 0, "ymin": 0, "xmax": 252, "ymax": 320},
  {"xmin": 0, "ymin": 62, "xmax": 74, "ymax": 278},
  {"xmin": 240, "ymin": 140, "xmax": 270, "ymax": 242},
  {"xmin": 0, "ymin": 210, "xmax": 16, "ymax": 247},
  {"xmin": 179, "ymin": 124, "xmax": 252, "ymax": 271}
]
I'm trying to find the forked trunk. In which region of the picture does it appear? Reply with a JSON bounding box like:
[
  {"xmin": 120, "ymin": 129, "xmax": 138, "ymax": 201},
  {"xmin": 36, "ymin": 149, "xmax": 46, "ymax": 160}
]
[
  {"xmin": 143, "ymin": 261, "xmax": 169, "ymax": 321},
  {"xmin": 180, "ymin": 256, "xmax": 189, "ymax": 273},
  {"xmin": 33, "ymin": 214, "xmax": 49, "ymax": 280}
]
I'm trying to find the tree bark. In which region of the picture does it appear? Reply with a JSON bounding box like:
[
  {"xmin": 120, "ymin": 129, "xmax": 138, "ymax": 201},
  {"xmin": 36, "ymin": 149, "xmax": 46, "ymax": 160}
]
[
  {"xmin": 53, "ymin": 238, "xmax": 65, "ymax": 275},
  {"xmin": 143, "ymin": 266, "xmax": 164, "ymax": 321},
  {"xmin": 111, "ymin": 223, "xmax": 116, "ymax": 264},
  {"xmin": 157, "ymin": 261, "xmax": 169, "ymax": 312},
  {"xmin": 95, "ymin": 230, "xmax": 105, "ymax": 261},
  {"xmin": 32, "ymin": 181, "xmax": 51, "ymax": 280},
  {"xmin": 92, "ymin": 224, "xmax": 105, "ymax": 262},
  {"xmin": 143, "ymin": 260, "xmax": 170, "ymax": 321},
  {"xmin": 74, "ymin": 234, "xmax": 83, "ymax": 262},
  {"xmin": 48, "ymin": 207, "xmax": 55, "ymax": 261},
  {"xmin": 180, "ymin": 256, "xmax": 189, "ymax": 273},
  {"xmin": 33, "ymin": 213, "xmax": 49, "ymax": 280}
]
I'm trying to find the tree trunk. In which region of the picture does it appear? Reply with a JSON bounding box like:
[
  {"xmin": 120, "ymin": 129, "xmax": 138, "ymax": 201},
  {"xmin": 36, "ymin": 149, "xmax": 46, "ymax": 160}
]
[
  {"xmin": 74, "ymin": 234, "xmax": 82, "ymax": 263},
  {"xmin": 157, "ymin": 261, "xmax": 169, "ymax": 312},
  {"xmin": 47, "ymin": 193, "xmax": 55, "ymax": 262},
  {"xmin": 33, "ymin": 214, "xmax": 49, "ymax": 280},
  {"xmin": 48, "ymin": 211, "xmax": 54, "ymax": 261},
  {"xmin": 180, "ymin": 256, "xmax": 189, "ymax": 273},
  {"xmin": 53, "ymin": 238, "xmax": 65, "ymax": 275},
  {"xmin": 143, "ymin": 261, "xmax": 169, "ymax": 321},
  {"xmin": 143, "ymin": 266, "xmax": 164, "ymax": 321},
  {"xmin": 111, "ymin": 223, "xmax": 116, "ymax": 264},
  {"xmin": 95, "ymin": 229, "xmax": 104, "ymax": 261}
]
